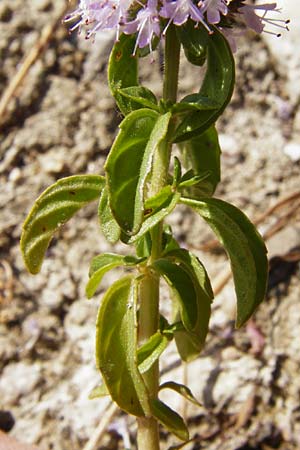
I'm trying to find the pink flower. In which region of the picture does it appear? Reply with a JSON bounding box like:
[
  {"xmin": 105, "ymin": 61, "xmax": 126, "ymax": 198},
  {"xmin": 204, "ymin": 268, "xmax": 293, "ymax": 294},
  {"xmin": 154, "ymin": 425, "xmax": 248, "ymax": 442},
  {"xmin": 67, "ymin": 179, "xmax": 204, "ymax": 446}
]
[
  {"xmin": 124, "ymin": 0, "xmax": 161, "ymax": 53},
  {"xmin": 65, "ymin": 0, "xmax": 288, "ymax": 53},
  {"xmin": 65, "ymin": 0, "xmax": 131, "ymax": 39},
  {"xmin": 219, "ymin": 26, "xmax": 239, "ymax": 52},
  {"xmin": 238, "ymin": 2, "xmax": 289, "ymax": 35},
  {"xmin": 160, "ymin": 0, "xmax": 207, "ymax": 28},
  {"xmin": 200, "ymin": 0, "xmax": 228, "ymax": 25}
]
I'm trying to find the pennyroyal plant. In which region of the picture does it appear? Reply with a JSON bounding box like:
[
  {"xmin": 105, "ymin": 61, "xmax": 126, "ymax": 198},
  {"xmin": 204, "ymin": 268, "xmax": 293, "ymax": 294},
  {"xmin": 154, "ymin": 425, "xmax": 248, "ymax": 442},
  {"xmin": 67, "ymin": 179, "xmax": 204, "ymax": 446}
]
[{"xmin": 21, "ymin": 1, "xmax": 288, "ymax": 448}]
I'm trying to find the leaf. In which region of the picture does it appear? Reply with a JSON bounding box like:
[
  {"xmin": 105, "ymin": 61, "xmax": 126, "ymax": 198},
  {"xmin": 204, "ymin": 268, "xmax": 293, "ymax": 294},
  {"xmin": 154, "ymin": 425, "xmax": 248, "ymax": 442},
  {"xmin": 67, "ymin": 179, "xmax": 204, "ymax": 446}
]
[
  {"xmin": 180, "ymin": 125, "xmax": 221, "ymax": 197},
  {"xmin": 137, "ymin": 332, "xmax": 171, "ymax": 374},
  {"xmin": 178, "ymin": 171, "xmax": 211, "ymax": 189},
  {"xmin": 159, "ymin": 381, "xmax": 201, "ymax": 407},
  {"xmin": 21, "ymin": 175, "xmax": 105, "ymax": 274},
  {"xmin": 172, "ymin": 95, "xmax": 220, "ymax": 114},
  {"xmin": 118, "ymin": 86, "xmax": 159, "ymax": 111},
  {"xmin": 135, "ymin": 232, "xmax": 152, "ymax": 258},
  {"xmin": 105, "ymin": 110, "xmax": 171, "ymax": 235},
  {"xmin": 89, "ymin": 383, "xmax": 109, "ymax": 399},
  {"xmin": 181, "ymin": 198, "xmax": 268, "ymax": 327},
  {"xmin": 177, "ymin": 19, "xmax": 208, "ymax": 67},
  {"xmin": 87, "ymin": 253, "xmax": 124, "ymax": 298},
  {"xmin": 163, "ymin": 248, "xmax": 213, "ymax": 299},
  {"xmin": 105, "ymin": 109, "xmax": 157, "ymax": 234},
  {"xmin": 134, "ymin": 223, "xmax": 179, "ymax": 258},
  {"xmin": 163, "ymin": 248, "xmax": 213, "ymax": 361},
  {"xmin": 152, "ymin": 259, "xmax": 199, "ymax": 331},
  {"xmin": 162, "ymin": 225, "xmax": 180, "ymax": 254},
  {"xmin": 144, "ymin": 185, "xmax": 174, "ymax": 212},
  {"xmin": 98, "ymin": 186, "xmax": 121, "ymax": 244},
  {"xmin": 108, "ymin": 34, "xmax": 139, "ymax": 116},
  {"xmin": 174, "ymin": 26, "xmax": 235, "ymax": 142},
  {"xmin": 96, "ymin": 276, "xmax": 150, "ymax": 416},
  {"xmin": 125, "ymin": 191, "xmax": 180, "ymax": 244},
  {"xmin": 86, "ymin": 253, "xmax": 145, "ymax": 298},
  {"xmin": 150, "ymin": 399, "xmax": 189, "ymax": 441},
  {"xmin": 172, "ymin": 157, "xmax": 182, "ymax": 188},
  {"xmin": 174, "ymin": 328, "xmax": 203, "ymax": 363}
]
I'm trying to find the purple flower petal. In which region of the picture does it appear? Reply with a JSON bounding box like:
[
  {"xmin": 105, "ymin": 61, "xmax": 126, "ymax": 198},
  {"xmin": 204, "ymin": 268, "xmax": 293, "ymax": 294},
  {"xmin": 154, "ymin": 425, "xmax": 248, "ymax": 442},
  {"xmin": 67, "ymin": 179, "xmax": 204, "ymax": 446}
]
[
  {"xmin": 124, "ymin": 0, "xmax": 161, "ymax": 52},
  {"xmin": 200, "ymin": 0, "xmax": 228, "ymax": 25}
]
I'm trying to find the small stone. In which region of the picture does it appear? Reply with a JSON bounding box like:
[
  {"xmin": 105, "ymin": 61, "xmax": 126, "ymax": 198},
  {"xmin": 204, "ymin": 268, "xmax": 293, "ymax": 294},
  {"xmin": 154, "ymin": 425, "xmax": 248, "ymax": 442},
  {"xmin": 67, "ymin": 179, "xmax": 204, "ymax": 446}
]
[
  {"xmin": 221, "ymin": 346, "xmax": 241, "ymax": 361},
  {"xmin": 0, "ymin": 363, "xmax": 42, "ymax": 404},
  {"xmin": 38, "ymin": 148, "xmax": 66, "ymax": 174},
  {"xmin": 267, "ymin": 225, "xmax": 300, "ymax": 258},
  {"xmin": 283, "ymin": 142, "xmax": 300, "ymax": 161},
  {"xmin": 218, "ymin": 134, "xmax": 239, "ymax": 155},
  {"xmin": 262, "ymin": 0, "xmax": 300, "ymax": 102},
  {"xmin": 9, "ymin": 167, "xmax": 22, "ymax": 182}
]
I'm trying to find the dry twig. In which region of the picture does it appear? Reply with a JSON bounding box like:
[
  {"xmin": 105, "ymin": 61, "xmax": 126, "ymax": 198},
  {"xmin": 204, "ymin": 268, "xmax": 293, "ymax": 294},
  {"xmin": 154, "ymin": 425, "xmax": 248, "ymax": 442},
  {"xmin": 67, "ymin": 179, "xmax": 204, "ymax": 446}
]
[
  {"xmin": 82, "ymin": 402, "xmax": 119, "ymax": 450},
  {"xmin": 0, "ymin": 3, "xmax": 69, "ymax": 125}
]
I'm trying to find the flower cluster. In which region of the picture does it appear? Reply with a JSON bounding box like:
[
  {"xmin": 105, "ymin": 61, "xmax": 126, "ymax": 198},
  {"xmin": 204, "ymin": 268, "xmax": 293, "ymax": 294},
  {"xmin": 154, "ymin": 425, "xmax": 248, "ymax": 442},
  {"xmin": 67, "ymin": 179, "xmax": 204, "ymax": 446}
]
[{"xmin": 65, "ymin": 0, "xmax": 289, "ymax": 52}]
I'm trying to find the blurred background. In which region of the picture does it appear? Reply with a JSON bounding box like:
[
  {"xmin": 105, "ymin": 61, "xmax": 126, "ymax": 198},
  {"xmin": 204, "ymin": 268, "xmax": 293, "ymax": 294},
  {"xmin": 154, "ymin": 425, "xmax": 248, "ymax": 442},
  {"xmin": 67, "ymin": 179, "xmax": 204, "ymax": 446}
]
[{"xmin": 0, "ymin": 0, "xmax": 300, "ymax": 449}]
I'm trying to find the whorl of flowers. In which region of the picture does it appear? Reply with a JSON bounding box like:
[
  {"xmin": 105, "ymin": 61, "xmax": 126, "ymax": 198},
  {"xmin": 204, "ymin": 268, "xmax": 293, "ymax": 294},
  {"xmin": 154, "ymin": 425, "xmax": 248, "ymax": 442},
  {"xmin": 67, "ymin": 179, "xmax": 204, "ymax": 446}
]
[{"xmin": 65, "ymin": 0, "xmax": 289, "ymax": 52}]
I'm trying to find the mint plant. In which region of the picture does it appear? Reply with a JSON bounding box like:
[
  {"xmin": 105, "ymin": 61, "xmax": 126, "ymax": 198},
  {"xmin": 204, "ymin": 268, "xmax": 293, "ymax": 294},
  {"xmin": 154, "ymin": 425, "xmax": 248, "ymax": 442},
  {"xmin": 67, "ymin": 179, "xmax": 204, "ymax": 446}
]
[{"xmin": 20, "ymin": 1, "xmax": 288, "ymax": 449}]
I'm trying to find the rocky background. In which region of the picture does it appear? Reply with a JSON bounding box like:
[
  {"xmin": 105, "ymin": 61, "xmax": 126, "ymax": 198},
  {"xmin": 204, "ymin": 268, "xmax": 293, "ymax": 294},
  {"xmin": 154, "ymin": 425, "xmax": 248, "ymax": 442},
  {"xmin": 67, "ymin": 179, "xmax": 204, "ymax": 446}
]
[{"xmin": 0, "ymin": 0, "xmax": 300, "ymax": 449}]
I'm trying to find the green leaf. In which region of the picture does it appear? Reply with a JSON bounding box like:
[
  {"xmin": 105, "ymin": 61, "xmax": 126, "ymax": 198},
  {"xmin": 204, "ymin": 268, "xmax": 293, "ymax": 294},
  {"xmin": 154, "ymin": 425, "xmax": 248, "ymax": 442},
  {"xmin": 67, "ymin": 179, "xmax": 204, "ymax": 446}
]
[
  {"xmin": 181, "ymin": 198, "xmax": 268, "ymax": 327},
  {"xmin": 105, "ymin": 109, "xmax": 157, "ymax": 234},
  {"xmin": 137, "ymin": 332, "xmax": 171, "ymax": 374},
  {"xmin": 96, "ymin": 276, "xmax": 150, "ymax": 416},
  {"xmin": 152, "ymin": 259, "xmax": 199, "ymax": 331},
  {"xmin": 135, "ymin": 232, "xmax": 152, "ymax": 258},
  {"xmin": 118, "ymin": 86, "xmax": 159, "ymax": 111},
  {"xmin": 159, "ymin": 381, "xmax": 201, "ymax": 407},
  {"xmin": 174, "ymin": 328, "xmax": 203, "ymax": 363},
  {"xmin": 172, "ymin": 157, "xmax": 182, "ymax": 188},
  {"xmin": 125, "ymin": 191, "xmax": 181, "ymax": 244},
  {"xmin": 172, "ymin": 95, "xmax": 220, "ymax": 114},
  {"xmin": 87, "ymin": 253, "xmax": 124, "ymax": 298},
  {"xmin": 177, "ymin": 19, "xmax": 208, "ymax": 67},
  {"xmin": 164, "ymin": 249, "xmax": 213, "ymax": 300},
  {"xmin": 178, "ymin": 171, "xmax": 211, "ymax": 189},
  {"xmin": 144, "ymin": 185, "xmax": 174, "ymax": 212},
  {"xmin": 163, "ymin": 248, "xmax": 213, "ymax": 361},
  {"xmin": 150, "ymin": 399, "xmax": 189, "ymax": 441},
  {"xmin": 134, "ymin": 224, "xmax": 179, "ymax": 257},
  {"xmin": 162, "ymin": 225, "xmax": 180, "ymax": 254},
  {"xmin": 105, "ymin": 110, "xmax": 171, "ymax": 235},
  {"xmin": 174, "ymin": 26, "xmax": 235, "ymax": 142},
  {"xmin": 21, "ymin": 175, "xmax": 105, "ymax": 274},
  {"xmin": 180, "ymin": 125, "xmax": 221, "ymax": 197},
  {"xmin": 98, "ymin": 186, "xmax": 121, "ymax": 244},
  {"xmin": 86, "ymin": 253, "xmax": 145, "ymax": 298},
  {"xmin": 108, "ymin": 34, "xmax": 139, "ymax": 116},
  {"xmin": 89, "ymin": 383, "xmax": 109, "ymax": 399}
]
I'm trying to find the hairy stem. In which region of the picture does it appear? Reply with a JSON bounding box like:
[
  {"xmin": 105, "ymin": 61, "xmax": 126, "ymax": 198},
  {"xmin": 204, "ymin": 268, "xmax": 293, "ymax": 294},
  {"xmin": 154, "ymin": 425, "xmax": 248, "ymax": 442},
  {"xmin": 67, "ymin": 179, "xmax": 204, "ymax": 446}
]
[
  {"xmin": 137, "ymin": 25, "xmax": 180, "ymax": 450},
  {"xmin": 163, "ymin": 24, "xmax": 181, "ymax": 104}
]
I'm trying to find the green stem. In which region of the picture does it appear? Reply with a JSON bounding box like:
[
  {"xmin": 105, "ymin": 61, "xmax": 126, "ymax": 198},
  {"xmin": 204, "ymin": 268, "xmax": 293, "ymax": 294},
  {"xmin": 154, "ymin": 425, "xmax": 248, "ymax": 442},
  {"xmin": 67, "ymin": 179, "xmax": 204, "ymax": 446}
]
[
  {"xmin": 163, "ymin": 24, "xmax": 181, "ymax": 104},
  {"xmin": 137, "ymin": 25, "xmax": 180, "ymax": 450}
]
